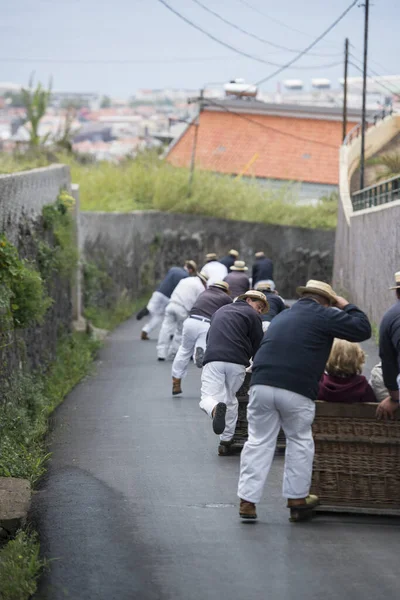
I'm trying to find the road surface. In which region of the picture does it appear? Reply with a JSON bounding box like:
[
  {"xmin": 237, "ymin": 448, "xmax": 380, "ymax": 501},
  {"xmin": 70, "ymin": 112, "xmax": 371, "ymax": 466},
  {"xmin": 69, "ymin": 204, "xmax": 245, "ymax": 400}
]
[{"xmin": 33, "ymin": 316, "xmax": 398, "ymax": 600}]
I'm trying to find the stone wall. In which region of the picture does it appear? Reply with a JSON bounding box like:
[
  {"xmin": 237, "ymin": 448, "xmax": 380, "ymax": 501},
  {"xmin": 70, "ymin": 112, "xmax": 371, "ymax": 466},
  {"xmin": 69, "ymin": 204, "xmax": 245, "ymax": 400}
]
[
  {"xmin": 0, "ymin": 165, "xmax": 73, "ymax": 379},
  {"xmin": 80, "ymin": 211, "xmax": 335, "ymax": 303},
  {"xmin": 333, "ymin": 199, "xmax": 400, "ymax": 326}
]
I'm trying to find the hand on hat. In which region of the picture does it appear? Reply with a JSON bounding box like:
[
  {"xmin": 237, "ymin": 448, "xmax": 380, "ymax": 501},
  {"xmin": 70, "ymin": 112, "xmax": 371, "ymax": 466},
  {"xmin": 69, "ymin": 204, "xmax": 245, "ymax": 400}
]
[{"xmin": 333, "ymin": 295, "xmax": 349, "ymax": 310}]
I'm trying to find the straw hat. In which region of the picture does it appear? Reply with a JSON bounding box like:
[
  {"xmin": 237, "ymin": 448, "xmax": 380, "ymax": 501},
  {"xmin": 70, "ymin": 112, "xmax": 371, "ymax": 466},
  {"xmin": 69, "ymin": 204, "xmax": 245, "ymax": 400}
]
[
  {"xmin": 389, "ymin": 271, "xmax": 400, "ymax": 289},
  {"xmin": 197, "ymin": 271, "xmax": 209, "ymax": 285},
  {"xmin": 296, "ymin": 280, "xmax": 337, "ymax": 305},
  {"xmin": 211, "ymin": 281, "xmax": 230, "ymax": 293},
  {"xmin": 185, "ymin": 260, "xmax": 197, "ymax": 271},
  {"xmin": 205, "ymin": 253, "xmax": 217, "ymax": 261},
  {"xmin": 231, "ymin": 260, "xmax": 248, "ymax": 272},
  {"xmin": 255, "ymin": 251, "xmax": 265, "ymax": 258},
  {"xmin": 255, "ymin": 282, "xmax": 273, "ymax": 292},
  {"xmin": 229, "ymin": 249, "xmax": 239, "ymax": 258},
  {"xmin": 236, "ymin": 290, "xmax": 270, "ymax": 313}
]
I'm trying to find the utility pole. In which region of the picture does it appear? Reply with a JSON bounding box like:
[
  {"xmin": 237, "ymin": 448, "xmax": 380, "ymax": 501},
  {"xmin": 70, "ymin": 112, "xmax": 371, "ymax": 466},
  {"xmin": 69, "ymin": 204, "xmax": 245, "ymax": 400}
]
[
  {"xmin": 360, "ymin": 0, "xmax": 370, "ymax": 191},
  {"xmin": 342, "ymin": 38, "xmax": 349, "ymax": 142},
  {"xmin": 188, "ymin": 88, "xmax": 203, "ymax": 197}
]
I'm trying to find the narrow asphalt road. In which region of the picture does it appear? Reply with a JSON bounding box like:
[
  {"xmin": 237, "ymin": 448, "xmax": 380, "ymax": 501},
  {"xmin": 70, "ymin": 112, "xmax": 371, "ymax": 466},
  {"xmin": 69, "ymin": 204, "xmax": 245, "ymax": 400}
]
[{"xmin": 33, "ymin": 316, "xmax": 398, "ymax": 600}]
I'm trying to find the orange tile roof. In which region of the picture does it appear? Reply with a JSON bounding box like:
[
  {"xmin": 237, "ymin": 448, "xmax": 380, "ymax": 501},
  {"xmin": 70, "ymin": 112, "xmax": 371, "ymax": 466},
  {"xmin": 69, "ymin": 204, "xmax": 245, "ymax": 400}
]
[{"xmin": 167, "ymin": 108, "xmax": 358, "ymax": 185}]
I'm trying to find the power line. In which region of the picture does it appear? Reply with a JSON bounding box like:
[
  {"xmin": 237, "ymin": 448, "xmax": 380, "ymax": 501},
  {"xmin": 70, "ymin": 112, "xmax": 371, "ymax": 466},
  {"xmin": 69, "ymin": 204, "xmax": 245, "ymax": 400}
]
[
  {"xmin": 0, "ymin": 56, "xmax": 244, "ymax": 65},
  {"xmin": 157, "ymin": 0, "xmax": 344, "ymax": 70},
  {"xmin": 349, "ymin": 55, "xmax": 400, "ymax": 96},
  {"xmin": 202, "ymin": 96, "xmax": 340, "ymax": 149},
  {"xmin": 235, "ymin": 0, "xmax": 341, "ymax": 44},
  {"xmin": 253, "ymin": 0, "xmax": 359, "ymax": 88},
  {"xmin": 190, "ymin": 0, "xmax": 342, "ymax": 57}
]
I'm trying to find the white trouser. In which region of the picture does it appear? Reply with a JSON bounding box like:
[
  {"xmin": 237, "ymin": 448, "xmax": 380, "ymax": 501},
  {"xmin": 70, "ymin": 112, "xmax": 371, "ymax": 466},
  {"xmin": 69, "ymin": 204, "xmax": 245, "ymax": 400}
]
[
  {"xmin": 172, "ymin": 317, "xmax": 210, "ymax": 379},
  {"xmin": 200, "ymin": 361, "xmax": 246, "ymax": 442},
  {"xmin": 238, "ymin": 384, "xmax": 316, "ymax": 503},
  {"xmin": 142, "ymin": 291, "xmax": 169, "ymax": 335},
  {"xmin": 157, "ymin": 302, "xmax": 188, "ymax": 359}
]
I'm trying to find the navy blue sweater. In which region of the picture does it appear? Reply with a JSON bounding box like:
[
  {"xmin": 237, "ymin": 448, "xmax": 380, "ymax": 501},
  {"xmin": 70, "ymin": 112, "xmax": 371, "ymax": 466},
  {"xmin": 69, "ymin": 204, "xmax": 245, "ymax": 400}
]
[
  {"xmin": 251, "ymin": 298, "xmax": 371, "ymax": 400},
  {"xmin": 379, "ymin": 301, "xmax": 400, "ymax": 391},
  {"xmin": 157, "ymin": 267, "xmax": 188, "ymax": 298},
  {"xmin": 220, "ymin": 255, "xmax": 236, "ymax": 271},
  {"xmin": 203, "ymin": 300, "xmax": 263, "ymax": 367},
  {"xmin": 252, "ymin": 257, "xmax": 274, "ymax": 286}
]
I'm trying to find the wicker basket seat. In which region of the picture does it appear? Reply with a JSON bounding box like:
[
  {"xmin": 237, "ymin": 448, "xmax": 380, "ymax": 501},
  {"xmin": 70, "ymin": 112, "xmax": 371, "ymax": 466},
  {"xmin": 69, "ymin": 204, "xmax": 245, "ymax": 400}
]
[{"xmin": 311, "ymin": 401, "xmax": 400, "ymax": 515}]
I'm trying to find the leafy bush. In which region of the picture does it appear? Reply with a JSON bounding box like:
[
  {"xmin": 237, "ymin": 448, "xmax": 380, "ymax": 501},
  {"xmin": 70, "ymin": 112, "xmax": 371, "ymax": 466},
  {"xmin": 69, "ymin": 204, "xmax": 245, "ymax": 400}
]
[
  {"xmin": 0, "ymin": 529, "xmax": 45, "ymax": 600},
  {"xmin": 41, "ymin": 191, "xmax": 78, "ymax": 278},
  {"xmin": 0, "ymin": 235, "xmax": 52, "ymax": 330},
  {"xmin": 0, "ymin": 333, "xmax": 100, "ymax": 483}
]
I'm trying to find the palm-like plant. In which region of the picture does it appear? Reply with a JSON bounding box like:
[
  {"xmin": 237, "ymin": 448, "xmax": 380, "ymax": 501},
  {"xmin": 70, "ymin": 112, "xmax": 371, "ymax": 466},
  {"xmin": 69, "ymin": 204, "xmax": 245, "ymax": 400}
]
[
  {"xmin": 367, "ymin": 152, "xmax": 400, "ymax": 182},
  {"xmin": 21, "ymin": 75, "xmax": 52, "ymax": 147}
]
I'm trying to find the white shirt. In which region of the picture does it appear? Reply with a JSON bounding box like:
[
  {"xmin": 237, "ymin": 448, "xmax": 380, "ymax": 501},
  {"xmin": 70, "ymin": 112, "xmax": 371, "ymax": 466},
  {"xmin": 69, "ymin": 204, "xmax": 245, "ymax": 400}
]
[
  {"xmin": 201, "ymin": 260, "xmax": 228, "ymax": 286},
  {"xmin": 170, "ymin": 277, "xmax": 206, "ymax": 312}
]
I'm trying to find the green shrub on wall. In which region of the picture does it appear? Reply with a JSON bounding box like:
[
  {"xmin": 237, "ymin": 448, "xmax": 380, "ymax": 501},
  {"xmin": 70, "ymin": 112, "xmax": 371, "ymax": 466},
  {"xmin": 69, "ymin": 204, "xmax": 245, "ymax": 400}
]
[{"xmin": 0, "ymin": 235, "xmax": 52, "ymax": 332}]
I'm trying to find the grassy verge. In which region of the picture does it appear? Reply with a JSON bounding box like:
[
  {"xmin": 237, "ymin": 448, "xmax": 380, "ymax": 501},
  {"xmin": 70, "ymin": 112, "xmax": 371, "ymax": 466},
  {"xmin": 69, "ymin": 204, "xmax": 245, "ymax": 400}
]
[
  {"xmin": 0, "ymin": 530, "xmax": 45, "ymax": 600},
  {"xmin": 0, "ymin": 152, "xmax": 338, "ymax": 229},
  {"xmin": 0, "ymin": 332, "xmax": 100, "ymax": 600},
  {"xmin": 0, "ymin": 332, "xmax": 100, "ymax": 483},
  {"xmin": 84, "ymin": 294, "xmax": 149, "ymax": 331}
]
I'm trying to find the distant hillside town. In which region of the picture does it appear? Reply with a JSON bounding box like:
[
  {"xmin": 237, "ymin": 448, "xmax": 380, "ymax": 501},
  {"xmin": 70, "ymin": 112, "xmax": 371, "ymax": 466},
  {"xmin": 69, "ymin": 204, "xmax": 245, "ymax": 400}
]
[{"xmin": 0, "ymin": 76, "xmax": 398, "ymax": 163}]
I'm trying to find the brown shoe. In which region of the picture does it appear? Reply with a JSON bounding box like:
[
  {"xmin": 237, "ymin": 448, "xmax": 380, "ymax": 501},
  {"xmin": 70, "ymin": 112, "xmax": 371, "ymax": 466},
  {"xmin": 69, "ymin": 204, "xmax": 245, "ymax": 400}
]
[
  {"xmin": 141, "ymin": 331, "xmax": 149, "ymax": 341},
  {"xmin": 287, "ymin": 494, "xmax": 319, "ymax": 509},
  {"xmin": 239, "ymin": 499, "xmax": 257, "ymax": 521},
  {"xmin": 287, "ymin": 495, "xmax": 319, "ymax": 523},
  {"xmin": 172, "ymin": 377, "xmax": 182, "ymax": 396},
  {"xmin": 218, "ymin": 440, "xmax": 234, "ymax": 456}
]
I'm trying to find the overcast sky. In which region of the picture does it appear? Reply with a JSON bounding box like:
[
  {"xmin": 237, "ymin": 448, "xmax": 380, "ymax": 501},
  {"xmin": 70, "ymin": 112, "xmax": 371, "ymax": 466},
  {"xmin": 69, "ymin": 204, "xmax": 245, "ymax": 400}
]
[{"xmin": 0, "ymin": 0, "xmax": 399, "ymax": 97}]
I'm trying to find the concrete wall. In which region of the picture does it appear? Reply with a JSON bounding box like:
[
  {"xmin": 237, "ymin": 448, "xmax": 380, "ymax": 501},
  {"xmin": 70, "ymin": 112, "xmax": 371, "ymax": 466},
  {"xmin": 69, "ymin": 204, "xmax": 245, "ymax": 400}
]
[
  {"xmin": 334, "ymin": 200, "xmax": 400, "ymax": 326},
  {"xmin": 0, "ymin": 165, "xmax": 73, "ymax": 379},
  {"xmin": 334, "ymin": 112, "xmax": 400, "ymax": 326},
  {"xmin": 80, "ymin": 211, "xmax": 335, "ymax": 302},
  {"xmin": 0, "ymin": 165, "xmax": 71, "ymax": 244}
]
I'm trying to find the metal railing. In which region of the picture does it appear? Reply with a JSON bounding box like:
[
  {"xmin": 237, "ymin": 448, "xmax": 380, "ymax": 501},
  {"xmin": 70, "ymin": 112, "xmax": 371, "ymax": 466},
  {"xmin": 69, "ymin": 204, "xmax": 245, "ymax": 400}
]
[
  {"xmin": 352, "ymin": 174, "xmax": 400, "ymax": 211},
  {"xmin": 343, "ymin": 107, "xmax": 393, "ymax": 146}
]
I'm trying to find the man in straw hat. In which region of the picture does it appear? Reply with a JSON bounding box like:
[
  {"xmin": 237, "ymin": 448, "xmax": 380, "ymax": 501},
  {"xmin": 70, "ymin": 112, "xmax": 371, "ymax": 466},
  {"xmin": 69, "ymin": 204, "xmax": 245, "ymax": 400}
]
[
  {"xmin": 199, "ymin": 290, "xmax": 267, "ymax": 455},
  {"xmin": 201, "ymin": 253, "xmax": 228, "ymax": 287},
  {"xmin": 238, "ymin": 280, "xmax": 371, "ymax": 522},
  {"xmin": 219, "ymin": 249, "xmax": 240, "ymax": 272},
  {"xmin": 171, "ymin": 281, "xmax": 232, "ymax": 396},
  {"xmin": 252, "ymin": 251, "xmax": 274, "ymax": 289},
  {"xmin": 157, "ymin": 271, "xmax": 208, "ymax": 361},
  {"xmin": 224, "ymin": 261, "xmax": 250, "ymax": 298},
  {"xmin": 376, "ymin": 271, "xmax": 400, "ymax": 420},
  {"xmin": 138, "ymin": 260, "xmax": 197, "ymax": 340}
]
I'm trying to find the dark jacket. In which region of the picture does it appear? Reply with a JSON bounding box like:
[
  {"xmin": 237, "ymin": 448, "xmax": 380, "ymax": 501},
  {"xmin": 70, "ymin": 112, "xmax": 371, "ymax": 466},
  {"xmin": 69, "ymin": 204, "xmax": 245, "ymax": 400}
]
[
  {"xmin": 190, "ymin": 287, "xmax": 232, "ymax": 319},
  {"xmin": 157, "ymin": 267, "xmax": 188, "ymax": 298},
  {"xmin": 379, "ymin": 300, "xmax": 400, "ymax": 391},
  {"xmin": 318, "ymin": 373, "xmax": 377, "ymax": 403},
  {"xmin": 224, "ymin": 271, "xmax": 250, "ymax": 298},
  {"xmin": 251, "ymin": 297, "xmax": 372, "ymax": 401},
  {"xmin": 252, "ymin": 257, "xmax": 273, "ymax": 286},
  {"xmin": 220, "ymin": 255, "xmax": 236, "ymax": 271},
  {"xmin": 203, "ymin": 300, "xmax": 263, "ymax": 367},
  {"xmin": 261, "ymin": 292, "xmax": 287, "ymax": 323}
]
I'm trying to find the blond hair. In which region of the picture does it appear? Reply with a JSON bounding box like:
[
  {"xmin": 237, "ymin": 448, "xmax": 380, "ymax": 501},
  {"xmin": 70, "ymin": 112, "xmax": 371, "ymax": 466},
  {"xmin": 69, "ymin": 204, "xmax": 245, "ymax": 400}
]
[{"xmin": 326, "ymin": 339, "xmax": 366, "ymax": 377}]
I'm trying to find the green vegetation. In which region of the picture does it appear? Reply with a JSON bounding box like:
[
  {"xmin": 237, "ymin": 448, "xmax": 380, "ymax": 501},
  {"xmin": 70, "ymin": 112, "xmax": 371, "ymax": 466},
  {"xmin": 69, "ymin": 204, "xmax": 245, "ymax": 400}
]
[
  {"xmin": 68, "ymin": 154, "xmax": 338, "ymax": 229},
  {"xmin": 21, "ymin": 76, "xmax": 52, "ymax": 147},
  {"xmin": 0, "ymin": 333, "xmax": 100, "ymax": 483},
  {"xmin": 0, "ymin": 152, "xmax": 338, "ymax": 229},
  {"xmin": 367, "ymin": 152, "xmax": 400, "ymax": 182},
  {"xmin": 0, "ymin": 235, "xmax": 52, "ymax": 332},
  {"xmin": 0, "ymin": 530, "xmax": 46, "ymax": 600}
]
